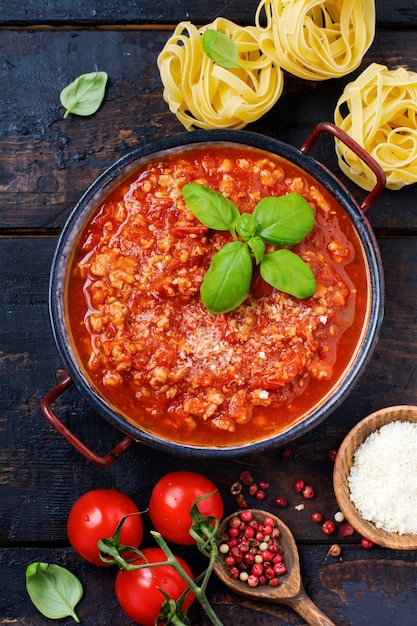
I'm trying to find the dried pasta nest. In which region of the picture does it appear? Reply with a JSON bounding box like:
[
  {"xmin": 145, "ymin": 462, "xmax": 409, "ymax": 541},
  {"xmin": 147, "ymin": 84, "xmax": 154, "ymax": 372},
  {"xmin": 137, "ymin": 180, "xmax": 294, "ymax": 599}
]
[
  {"xmin": 157, "ymin": 17, "xmax": 284, "ymax": 130},
  {"xmin": 334, "ymin": 63, "xmax": 417, "ymax": 190},
  {"xmin": 255, "ymin": 0, "xmax": 375, "ymax": 80}
]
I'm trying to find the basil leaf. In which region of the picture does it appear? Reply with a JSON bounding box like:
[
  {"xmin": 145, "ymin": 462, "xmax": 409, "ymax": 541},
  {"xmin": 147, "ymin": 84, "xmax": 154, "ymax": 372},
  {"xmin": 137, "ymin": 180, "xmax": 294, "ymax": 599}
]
[
  {"xmin": 247, "ymin": 236, "xmax": 265, "ymax": 264},
  {"xmin": 236, "ymin": 213, "xmax": 258, "ymax": 241},
  {"xmin": 201, "ymin": 241, "xmax": 252, "ymax": 313},
  {"xmin": 60, "ymin": 71, "xmax": 108, "ymax": 119},
  {"xmin": 202, "ymin": 29, "xmax": 242, "ymax": 69},
  {"xmin": 183, "ymin": 183, "xmax": 240, "ymax": 234},
  {"xmin": 26, "ymin": 562, "xmax": 83, "ymax": 622},
  {"xmin": 260, "ymin": 249, "xmax": 316, "ymax": 298},
  {"xmin": 253, "ymin": 193, "xmax": 315, "ymax": 246}
]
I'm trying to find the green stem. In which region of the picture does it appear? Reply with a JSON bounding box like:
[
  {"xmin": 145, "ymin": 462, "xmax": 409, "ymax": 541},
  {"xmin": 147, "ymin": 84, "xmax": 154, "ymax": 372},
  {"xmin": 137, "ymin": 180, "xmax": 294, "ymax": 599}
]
[{"xmin": 150, "ymin": 532, "xmax": 224, "ymax": 626}]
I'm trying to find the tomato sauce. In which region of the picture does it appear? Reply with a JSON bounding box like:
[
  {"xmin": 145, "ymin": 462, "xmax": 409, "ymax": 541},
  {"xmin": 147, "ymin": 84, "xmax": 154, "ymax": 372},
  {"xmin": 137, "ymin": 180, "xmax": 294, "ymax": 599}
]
[{"xmin": 66, "ymin": 145, "xmax": 369, "ymax": 447}]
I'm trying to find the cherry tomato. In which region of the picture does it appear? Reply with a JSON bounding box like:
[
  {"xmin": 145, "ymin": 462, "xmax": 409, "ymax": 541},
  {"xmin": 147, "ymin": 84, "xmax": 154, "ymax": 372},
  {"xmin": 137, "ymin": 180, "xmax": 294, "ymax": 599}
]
[
  {"xmin": 67, "ymin": 489, "xmax": 143, "ymax": 566},
  {"xmin": 149, "ymin": 471, "xmax": 224, "ymax": 545},
  {"xmin": 115, "ymin": 547, "xmax": 194, "ymax": 626}
]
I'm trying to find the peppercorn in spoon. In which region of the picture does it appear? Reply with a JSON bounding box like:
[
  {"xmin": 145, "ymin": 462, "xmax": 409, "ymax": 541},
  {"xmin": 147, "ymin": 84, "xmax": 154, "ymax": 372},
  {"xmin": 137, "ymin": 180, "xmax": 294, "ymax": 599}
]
[{"xmin": 214, "ymin": 509, "xmax": 336, "ymax": 626}]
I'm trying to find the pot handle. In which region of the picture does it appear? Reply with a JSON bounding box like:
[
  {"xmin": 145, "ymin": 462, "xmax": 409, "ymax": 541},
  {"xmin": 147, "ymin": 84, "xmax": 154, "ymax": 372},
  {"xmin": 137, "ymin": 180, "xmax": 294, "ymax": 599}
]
[
  {"xmin": 299, "ymin": 121, "xmax": 386, "ymax": 213},
  {"xmin": 40, "ymin": 373, "xmax": 134, "ymax": 466}
]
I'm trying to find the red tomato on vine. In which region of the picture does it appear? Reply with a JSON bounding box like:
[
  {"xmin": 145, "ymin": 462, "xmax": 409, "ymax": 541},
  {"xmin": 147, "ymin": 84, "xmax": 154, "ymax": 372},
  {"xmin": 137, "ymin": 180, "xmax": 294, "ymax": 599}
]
[
  {"xmin": 115, "ymin": 547, "xmax": 194, "ymax": 626},
  {"xmin": 67, "ymin": 489, "xmax": 143, "ymax": 566},
  {"xmin": 149, "ymin": 471, "xmax": 224, "ymax": 545}
]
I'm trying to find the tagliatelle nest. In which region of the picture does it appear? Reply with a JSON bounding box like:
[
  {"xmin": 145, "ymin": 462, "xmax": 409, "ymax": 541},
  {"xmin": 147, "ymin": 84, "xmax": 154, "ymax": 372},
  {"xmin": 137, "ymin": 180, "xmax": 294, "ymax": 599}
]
[
  {"xmin": 255, "ymin": 0, "xmax": 375, "ymax": 80},
  {"xmin": 157, "ymin": 17, "xmax": 284, "ymax": 130},
  {"xmin": 334, "ymin": 63, "xmax": 417, "ymax": 190}
]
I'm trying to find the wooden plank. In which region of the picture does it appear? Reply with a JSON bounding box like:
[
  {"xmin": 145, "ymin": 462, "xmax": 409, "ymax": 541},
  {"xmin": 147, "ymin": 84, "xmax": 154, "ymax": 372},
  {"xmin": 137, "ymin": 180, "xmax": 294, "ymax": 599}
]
[
  {"xmin": 2, "ymin": 545, "xmax": 417, "ymax": 624},
  {"xmin": 1, "ymin": 0, "xmax": 416, "ymax": 28},
  {"xmin": 1, "ymin": 28, "xmax": 417, "ymax": 232}
]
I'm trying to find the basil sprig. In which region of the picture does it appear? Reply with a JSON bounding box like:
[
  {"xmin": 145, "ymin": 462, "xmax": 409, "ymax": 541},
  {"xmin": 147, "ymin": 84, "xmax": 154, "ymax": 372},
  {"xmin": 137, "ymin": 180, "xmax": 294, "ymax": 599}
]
[
  {"xmin": 60, "ymin": 71, "xmax": 108, "ymax": 119},
  {"xmin": 26, "ymin": 562, "xmax": 83, "ymax": 622},
  {"xmin": 202, "ymin": 29, "xmax": 245, "ymax": 70},
  {"xmin": 182, "ymin": 183, "xmax": 316, "ymax": 314}
]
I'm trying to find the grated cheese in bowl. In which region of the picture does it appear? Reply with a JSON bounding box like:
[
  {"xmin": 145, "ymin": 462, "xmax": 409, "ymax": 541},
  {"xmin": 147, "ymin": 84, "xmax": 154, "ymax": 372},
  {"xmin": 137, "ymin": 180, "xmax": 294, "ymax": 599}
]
[{"xmin": 348, "ymin": 421, "xmax": 417, "ymax": 535}]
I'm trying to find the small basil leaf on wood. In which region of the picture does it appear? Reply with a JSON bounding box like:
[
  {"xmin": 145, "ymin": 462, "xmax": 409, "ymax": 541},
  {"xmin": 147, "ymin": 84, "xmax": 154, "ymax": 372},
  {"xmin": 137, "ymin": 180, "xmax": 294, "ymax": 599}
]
[
  {"xmin": 202, "ymin": 29, "xmax": 243, "ymax": 69},
  {"xmin": 236, "ymin": 212, "xmax": 258, "ymax": 241},
  {"xmin": 253, "ymin": 193, "xmax": 315, "ymax": 245},
  {"xmin": 260, "ymin": 249, "xmax": 316, "ymax": 298},
  {"xmin": 201, "ymin": 241, "xmax": 252, "ymax": 313},
  {"xmin": 60, "ymin": 71, "xmax": 108, "ymax": 119},
  {"xmin": 247, "ymin": 236, "xmax": 265, "ymax": 264},
  {"xmin": 26, "ymin": 562, "xmax": 83, "ymax": 623},
  {"xmin": 183, "ymin": 183, "xmax": 240, "ymax": 233}
]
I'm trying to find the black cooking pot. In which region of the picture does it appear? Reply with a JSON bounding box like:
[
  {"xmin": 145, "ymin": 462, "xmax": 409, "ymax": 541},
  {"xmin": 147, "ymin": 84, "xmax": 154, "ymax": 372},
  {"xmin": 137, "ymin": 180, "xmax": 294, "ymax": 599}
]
[{"xmin": 41, "ymin": 123, "xmax": 386, "ymax": 465}]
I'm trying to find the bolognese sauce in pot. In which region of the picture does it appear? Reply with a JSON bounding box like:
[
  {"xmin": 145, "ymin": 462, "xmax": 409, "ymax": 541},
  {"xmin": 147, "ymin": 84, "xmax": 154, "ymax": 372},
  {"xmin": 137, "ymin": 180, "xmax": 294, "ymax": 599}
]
[
  {"xmin": 42, "ymin": 126, "xmax": 385, "ymax": 461},
  {"xmin": 65, "ymin": 143, "xmax": 370, "ymax": 447}
]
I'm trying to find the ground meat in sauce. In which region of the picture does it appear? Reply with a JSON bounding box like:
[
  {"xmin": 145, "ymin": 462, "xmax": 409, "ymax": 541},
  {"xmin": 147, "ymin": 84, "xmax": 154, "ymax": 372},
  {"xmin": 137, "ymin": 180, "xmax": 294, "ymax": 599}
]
[{"xmin": 71, "ymin": 146, "xmax": 358, "ymax": 439}]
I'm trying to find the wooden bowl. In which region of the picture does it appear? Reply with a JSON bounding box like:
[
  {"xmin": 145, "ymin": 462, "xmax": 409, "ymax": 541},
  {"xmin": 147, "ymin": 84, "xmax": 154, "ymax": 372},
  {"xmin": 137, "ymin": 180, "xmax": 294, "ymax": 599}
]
[{"xmin": 333, "ymin": 405, "xmax": 417, "ymax": 549}]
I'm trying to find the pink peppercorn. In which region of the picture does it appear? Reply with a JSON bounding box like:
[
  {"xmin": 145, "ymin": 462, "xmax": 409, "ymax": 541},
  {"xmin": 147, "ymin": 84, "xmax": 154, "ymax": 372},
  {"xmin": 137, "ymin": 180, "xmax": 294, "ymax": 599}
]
[
  {"xmin": 239, "ymin": 470, "xmax": 254, "ymax": 485},
  {"xmin": 293, "ymin": 479, "xmax": 305, "ymax": 493},
  {"xmin": 339, "ymin": 523, "xmax": 354, "ymax": 537},
  {"xmin": 274, "ymin": 562, "xmax": 287, "ymax": 575},
  {"xmin": 240, "ymin": 510, "xmax": 253, "ymax": 523},
  {"xmin": 274, "ymin": 496, "xmax": 288, "ymax": 508},
  {"xmin": 322, "ymin": 520, "xmax": 336, "ymax": 535},
  {"xmin": 245, "ymin": 526, "xmax": 255, "ymax": 539},
  {"xmin": 261, "ymin": 549, "xmax": 274, "ymax": 561},
  {"xmin": 361, "ymin": 538, "xmax": 373, "ymax": 549},
  {"xmin": 327, "ymin": 449, "xmax": 338, "ymax": 462},
  {"xmin": 302, "ymin": 485, "xmax": 315, "ymax": 499},
  {"xmin": 244, "ymin": 552, "xmax": 255, "ymax": 565},
  {"xmin": 252, "ymin": 563, "xmax": 264, "ymax": 578},
  {"xmin": 281, "ymin": 447, "xmax": 293, "ymax": 461}
]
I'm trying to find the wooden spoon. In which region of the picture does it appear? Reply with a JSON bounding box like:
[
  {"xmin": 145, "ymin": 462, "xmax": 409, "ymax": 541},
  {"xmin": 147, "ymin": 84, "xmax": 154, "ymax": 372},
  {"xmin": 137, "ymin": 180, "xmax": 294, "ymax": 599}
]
[{"xmin": 214, "ymin": 510, "xmax": 336, "ymax": 626}]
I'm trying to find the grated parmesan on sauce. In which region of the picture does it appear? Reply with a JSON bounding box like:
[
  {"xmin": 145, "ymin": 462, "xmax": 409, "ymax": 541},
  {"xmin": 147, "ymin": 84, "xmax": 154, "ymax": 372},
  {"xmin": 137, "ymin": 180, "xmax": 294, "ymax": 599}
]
[{"xmin": 348, "ymin": 421, "xmax": 417, "ymax": 535}]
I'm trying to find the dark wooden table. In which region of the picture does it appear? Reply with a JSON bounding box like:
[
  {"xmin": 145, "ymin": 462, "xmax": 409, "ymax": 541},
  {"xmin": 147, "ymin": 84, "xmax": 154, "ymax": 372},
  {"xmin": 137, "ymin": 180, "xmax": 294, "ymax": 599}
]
[{"xmin": 1, "ymin": 2, "xmax": 417, "ymax": 624}]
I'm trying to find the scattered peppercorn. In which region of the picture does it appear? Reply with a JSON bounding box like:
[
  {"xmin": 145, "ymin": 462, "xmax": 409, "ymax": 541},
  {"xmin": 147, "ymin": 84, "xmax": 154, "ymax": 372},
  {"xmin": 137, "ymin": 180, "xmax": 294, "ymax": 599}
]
[
  {"xmin": 327, "ymin": 449, "xmax": 338, "ymax": 462},
  {"xmin": 234, "ymin": 494, "xmax": 249, "ymax": 509},
  {"xmin": 293, "ymin": 479, "xmax": 305, "ymax": 493},
  {"xmin": 302, "ymin": 485, "xmax": 314, "ymax": 499},
  {"xmin": 311, "ymin": 512, "xmax": 323, "ymax": 523},
  {"xmin": 334, "ymin": 511, "xmax": 344, "ymax": 523},
  {"xmin": 239, "ymin": 470, "xmax": 254, "ymax": 486},
  {"xmin": 281, "ymin": 447, "xmax": 293, "ymax": 461},
  {"xmin": 322, "ymin": 520, "xmax": 336, "ymax": 535},
  {"xmin": 328, "ymin": 544, "xmax": 342, "ymax": 557},
  {"xmin": 339, "ymin": 523, "xmax": 354, "ymax": 537},
  {"xmin": 361, "ymin": 537, "xmax": 373, "ymax": 549},
  {"xmin": 274, "ymin": 496, "xmax": 288, "ymax": 508}
]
